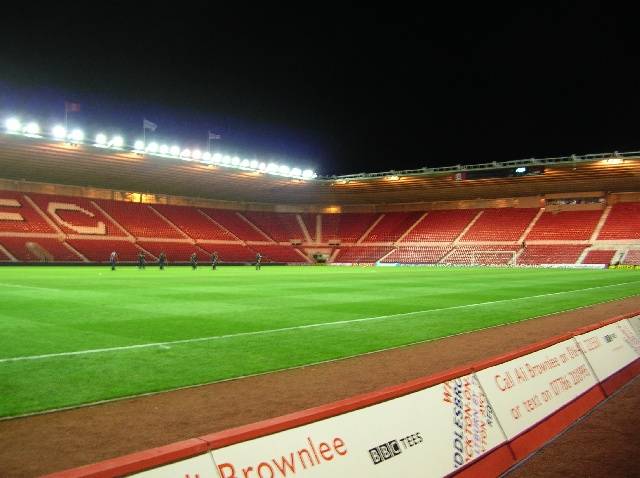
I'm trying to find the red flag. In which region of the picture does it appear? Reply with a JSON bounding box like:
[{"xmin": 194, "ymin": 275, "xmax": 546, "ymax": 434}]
[{"xmin": 65, "ymin": 102, "xmax": 81, "ymax": 113}]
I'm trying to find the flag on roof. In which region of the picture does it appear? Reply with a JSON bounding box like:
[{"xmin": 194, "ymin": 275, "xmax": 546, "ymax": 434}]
[
  {"xmin": 208, "ymin": 132, "xmax": 221, "ymax": 140},
  {"xmin": 143, "ymin": 119, "xmax": 157, "ymax": 131},
  {"xmin": 65, "ymin": 102, "xmax": 81, "ymax": 113}
]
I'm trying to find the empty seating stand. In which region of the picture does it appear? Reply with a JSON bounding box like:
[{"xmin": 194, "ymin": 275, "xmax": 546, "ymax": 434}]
[
  {"xmin": 460, "ymin": 208, "xmax": 538, "ymax": 242},
  {"xmin": 321, "ymin": 212, "xmax": 380, "ymax": 244},
  {"xmin": 517, "ymin": 245, "xmax": 586, "ymax": 265},
  {"xmin": 381, "ymin": 246, "xmax": 451, "ymax": 264},
  {"xmin": 361, "ymin": 211, "xmax": 425, "ymax": 243},
  {"xmin": 1, "ymin": 189, "xmax": 638, "ymax": 267},
  {"xmin": 525, "ymin": 210, "xmax": 602, "ymax": 241},
  {"xmin": 581, "ymin": 249, "xmax": 617, "ymax": 265},
  {"xmin": 333, "ymin": 246, "xmax": 394, "ymax": 263},
  {"xmin": 401, "ymin": 209, "xmax": 480, "ymax": 243},
  {"xmin": 597, "ymin": 202, "xmax": 640, "ymax": 240}
]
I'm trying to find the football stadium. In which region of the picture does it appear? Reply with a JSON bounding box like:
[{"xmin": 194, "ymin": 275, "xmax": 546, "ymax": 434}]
[{"xmin": 1, "ymin": 125, "xmax": 639, "ymax": 477}]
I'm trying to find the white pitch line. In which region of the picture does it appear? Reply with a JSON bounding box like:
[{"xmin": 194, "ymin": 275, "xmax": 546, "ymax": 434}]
[
  {"xmin": 0, "ymin": 283, "xmax": 60, "ymax": 292},
  {"xmin": 1, "ymin": 281, "xmax": 638, "ymax": 364}
]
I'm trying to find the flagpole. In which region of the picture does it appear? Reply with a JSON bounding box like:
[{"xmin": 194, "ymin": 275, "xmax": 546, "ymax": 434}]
[
  {"xmin": 207, "ymin": 131, "xmax": 211, "ymax": 154},
  {"xmin": 143, "ymin": 119, "xmax": 146, "ymax": 147},
  {"xmin": 65, "ymin": 104, "xmax": 68, "ymax": 133}
]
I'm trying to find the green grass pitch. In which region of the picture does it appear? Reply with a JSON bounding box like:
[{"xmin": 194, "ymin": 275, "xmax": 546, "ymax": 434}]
[{"xmin": 1, "ymin": 265, "xmax": 639, "ymax": 418}]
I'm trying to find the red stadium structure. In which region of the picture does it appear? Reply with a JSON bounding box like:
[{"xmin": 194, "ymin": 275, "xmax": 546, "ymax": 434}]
[
  {"xmin": 1, "ymin": 131, "xmax": 639, "ymax": 477},
  {"xmin": 1, "ymin": 134, "xmax": 639, "ymax": 268}
]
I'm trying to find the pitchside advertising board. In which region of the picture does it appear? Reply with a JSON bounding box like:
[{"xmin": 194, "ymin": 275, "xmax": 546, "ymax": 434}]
[
  {"xmin": 475, "ymin": 338, "xmax": 599, "ymax": 439},
  {"xmin": 574, "ymin": 318, "xmax": 640, "ymax": 381},
  {"xmin": 129, "ymin": 377, "xmax": 505, "ymax": 478},
  {"xmin": 209, "ymin": 376, "xmax": 504, "ymax": 478},
  {"xmin": 627, "ymin": 314, "xmax": 640, "ymax": 342},
  {"xmin": 127, "ymin": 317, "xmax": 640, "ymax": 478}
]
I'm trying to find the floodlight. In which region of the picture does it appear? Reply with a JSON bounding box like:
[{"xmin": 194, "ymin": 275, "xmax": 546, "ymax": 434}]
[
  {"xmin": 24, "ymin": 122, "xmax": 40, "ymax": 135},
  {"xmin": 302, "ymin": 170, "xmax": 315, "ymax": 179},
  {"xmin": 290, "ymin": 168, "xmax": 301, "ymax": 176},
  {"xmin": 110, "ymin": 136, "xmax": 124, "ymax": 148},
  {"xmin": 52, "ymin": 125, "xmax": 66, "ymax": 139},
  {"xmin": 202, "ymin": 151, "xmax": 211, "ymax": 161},
  {"xmin": 192, "ymin": 150, "xmax": 202, "ymax": 160},
  {"xmin": 240, "ymin": 159, "xmax": 250, "ymax": 167},
  {"xmin": 68, "ymin": 129, "xmax": 84, "ymax": 142},
  {"xmin": 146, "ymin": 142, "xmax": 159, "ymax": 153},
  {"xmin": 250, "ymin": 160, "xmax": 259, "ymax": 169},
  {"xmin": 180, "ymin": 149, "xmax": 191, "ymax": 158},
  {"xmin": 95, "ymin": 134, "xmax": 108, "ymax": 145},
  {"xmin": 258, "ymin": 162, "xmax": 266, "ymax": 171},
  {"xmin": 222, "ymin": 155, "xmax": 231, "ymax": 164},
  {"xmin": 266, "ymin": 163, "xmax": 278, "ymax": 172},
  {"xmin": 231, "ymin": 156, "xmax": 240, "ymax": 166},
  {"xmin": 212, "ymin": 153, "xmax": 222, "ymax": 163},
  {"xmin": 134, "ymin": 140, "xmax": 145, "ymax": 150},
  {"xmin": 170, "ymin": 145, "xmax": 180, "ymax": 156},
  {"xmin": 5, "ymin": 118, "xmax": 21, "ymax": 132},
  {"xmin": 279, "ymin": 165, "xmax": 290, "ymax": 175}
]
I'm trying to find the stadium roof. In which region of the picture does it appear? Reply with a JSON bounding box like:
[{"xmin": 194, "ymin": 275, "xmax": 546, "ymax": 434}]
[{"xmin": 1, "ymin": 134, "xmax": 639, "ymax": 208}]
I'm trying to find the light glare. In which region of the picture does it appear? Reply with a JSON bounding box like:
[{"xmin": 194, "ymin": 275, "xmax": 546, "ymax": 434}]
[
  {"xmin": 52, "ymin": 125, "xmax": 66, "ymax": 139},
  {"xmin": 69, "ymin": 129, "xmax": 84, "ymax": 142},
  {"xmin": 24, "ymin": 123, "xmax": 40, "ymax": 135},
  {"xmin": 0, "ymin": 113, "xmax": 316, "ymax": 179},
  {"xmin": 5, "ymin": 118, "xmax": 21, "ymax": 131},
  {"xmin": 110, "ymin": 136, "xmax": 124, "ymax": 148}
]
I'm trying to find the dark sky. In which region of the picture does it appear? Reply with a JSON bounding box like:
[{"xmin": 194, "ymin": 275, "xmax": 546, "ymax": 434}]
[{"xmin": 0, "ymin": 3, "xmax": 638, "ymax": 177}]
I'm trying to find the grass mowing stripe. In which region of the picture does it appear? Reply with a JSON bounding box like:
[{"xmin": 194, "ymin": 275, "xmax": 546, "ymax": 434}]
[
  {"xmin": 1, "ymin": 266, "xmax": 639, "ymax": 417},
  {"xmin": 2, "ymin": 279, "xmax": 637, "ymax": 363}
]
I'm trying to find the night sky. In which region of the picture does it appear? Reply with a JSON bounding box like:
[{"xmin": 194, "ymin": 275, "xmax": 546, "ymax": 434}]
[{"xmin": 0, "ymin": 3, "xmax": 638, "ymax": 177}]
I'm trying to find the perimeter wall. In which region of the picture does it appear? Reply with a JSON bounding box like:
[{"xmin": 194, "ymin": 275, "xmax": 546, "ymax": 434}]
[{"xmin": 44, "ymin": 311, "xmax": 640, "ymax": 478}]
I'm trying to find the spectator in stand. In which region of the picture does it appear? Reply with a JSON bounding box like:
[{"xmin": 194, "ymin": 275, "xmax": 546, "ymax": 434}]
[
  {"xmin": 138, "ymin": 252, "xmax": 146, "ymax": 270},
  {"xmin": 109, "ymin": 250, "xmax": 119, "ymax": 271},
  {"xmin": 211, "ymin": 251, "xmax": 218, "ymax": 270},
  {"xmin": 158, "ymin": 251, "xmax": 167, "ymax": 270},
  {"xmin": 190, "ymin": 253, "xmax": 198, "ymax": 270},
  {"xmin": 255, "ymin": 252, "xmax": 262, "ymax": 270}
]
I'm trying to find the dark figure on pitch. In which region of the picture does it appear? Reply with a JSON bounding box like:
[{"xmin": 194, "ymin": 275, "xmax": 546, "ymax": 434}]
[
  {"xmin": 255, "ymin": 252, "xmax": 262, "ymax": 270},
  {"xmin": 109, "ymin": 250, "xmax": 119, "ymax": 271},
  {"xmin": 138, "ymin": 251, "xmax": 146, "ymax": 269},
  {"xmin": 211, "ymin": 251, "xmax": 218, "ymax": 270},
  {"xmin": 158, "ymin": 251, "xmax": 167, "ymax": 270},
  {"xmin": 190, "ymin": 253, "xmax": 198, "ymax": 270}
]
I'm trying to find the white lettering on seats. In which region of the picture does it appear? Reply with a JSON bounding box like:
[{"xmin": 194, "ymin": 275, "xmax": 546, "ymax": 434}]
[
  {"xmin": 0, "ymin": 198, "xmax": 25, "ymax": 221},
  {"xmin": 47, "ymin": 202, "xmax": 106, "ymax": 235}
]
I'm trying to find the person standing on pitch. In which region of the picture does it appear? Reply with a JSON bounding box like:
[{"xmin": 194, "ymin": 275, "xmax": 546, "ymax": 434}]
[
  {"xmin": 190, "ymin": 252, "xmax": 198, "ymax": 270},
  {"xmin": 211, "ymin": 251, "xmax": 218, "ymax": 270},
  {"xmin": 158, "ymin": 251, "xmax": 167, "ymax": 270},
  {"xmin": 110, "ymin": 250, "xmax": 119, "ymax": 271},
  {"xmin": 138, "ymin": 251, "xmax": 146, "ymax": 269},
  {"xmin": 255, "ymin": 252, "xmax": 262, "ymax": 270}
]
